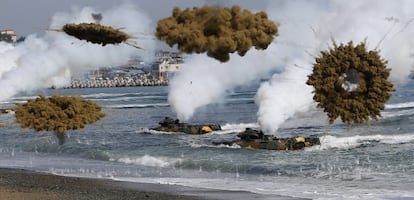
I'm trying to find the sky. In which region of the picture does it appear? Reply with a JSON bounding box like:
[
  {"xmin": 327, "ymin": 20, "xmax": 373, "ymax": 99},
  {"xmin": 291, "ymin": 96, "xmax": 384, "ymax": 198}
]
[{"xmin": 0, "ymin": 0, "xmax": 269, "ymax": 37}]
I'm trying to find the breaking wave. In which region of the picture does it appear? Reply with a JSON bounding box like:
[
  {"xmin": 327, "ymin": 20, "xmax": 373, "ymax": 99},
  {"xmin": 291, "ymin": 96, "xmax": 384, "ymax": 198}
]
[
  {"xmin": 221, "ymin": 122, "xmax": 259, "ymax": 131},
  {"xmin": 112, "ymin": 155, "xmax": 181, "ymax": 168},
  {"xmin": 385, "ymin": 101, "xmax": 414, "ymax": 109},
  {"xmin": 308, "ymin": 133, "xmax": 414, "ymax": 151},
  {"xmin": 105, "ymin": 103, "xmax": 169, "ymax": 109}
]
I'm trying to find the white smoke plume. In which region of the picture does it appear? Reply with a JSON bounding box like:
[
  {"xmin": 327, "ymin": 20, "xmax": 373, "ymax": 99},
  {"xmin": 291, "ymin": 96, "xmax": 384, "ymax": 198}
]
[
  {"xmin": 0, "ymin": 2, "xmax": 154, "ymax": 101},
  {"xmin": 169, "ymin": 0, "xmax": 414, "ymax": 134},
  {"xmin": 168, "ymin": 46, "xmax": 282, "ymax": 121}
]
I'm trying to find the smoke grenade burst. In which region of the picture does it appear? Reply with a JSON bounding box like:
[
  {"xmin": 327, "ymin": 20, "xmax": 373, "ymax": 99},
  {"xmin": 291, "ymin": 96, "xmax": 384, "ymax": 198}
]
[
  {"xmin": 306, "ymin": 41, "xmax": 394, "ymax": 125},
  {"xmin": 15, "ymin": 94, "xmax": 106, "ymax": 144},
  {"xmin": 156, "ymin": 5, "xmax": 278, "ymax": 62},
  {"xmin": 0, "ymin": 3, "xmax": 154, "ymax": 102}
]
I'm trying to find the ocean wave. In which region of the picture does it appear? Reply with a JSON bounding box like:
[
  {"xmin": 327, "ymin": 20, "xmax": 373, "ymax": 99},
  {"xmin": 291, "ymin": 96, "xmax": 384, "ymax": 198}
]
[
  {"xmin": 137, "ymin": 128, "xmax": 227, "ymax": 136},
  {"xmin": 307, "ymin": 134, "xmax": 414, "ymax": 151},
  {"xmin": 81, "ymin": 93, "xmax": 129, "ymax": 99},
  {"xmin": 94, "ymin": 96, "xmax": 166, "ymax": 102},
  {"xmin": 189, "ymin": 142, "xmax": 241, "ymax": 149},
  {"xmin": 82, "ymin": 92, "xmax": 166, "ymax": 101},
  {"xmin": 80, "ymin": 91, "xmax": 162, "ymax": 97},
  {"xmin": 226, "ymin": 97, "xmax": 254, "ymax": 104},
  {"xmin": 105, "ymin": 103, "xmax": 169, "ymax": 109},
  {"xmin": 221, "ymin": 123, "xmax": 259, "ymax": 132},
  {"xmin": 0, "ymin": 95, "xmax": 38, "ymax": 104},
  {"xmin": 112, "ymin": 155, "xmax": 181, "ymax": 168},
  {"xmin": 92, "ymin": 96, "xmax": 140, "ymax": 102},
  {"xmin": 137, "ymin": 128, "xmax": 183, "ymax": 135},
  {"xmin": 385, "ymin": 101, "xmax": 414, "ymax": 109},
  {"xmin": 381, "ymin": 108, "xmax": 414, "ymax": 119}
]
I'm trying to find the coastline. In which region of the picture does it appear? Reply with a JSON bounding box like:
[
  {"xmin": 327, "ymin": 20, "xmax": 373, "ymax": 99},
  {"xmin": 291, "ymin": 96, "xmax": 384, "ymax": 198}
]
[{"xmin": 0, "ymin": 168, "xmax": 306, "ymax": 200}]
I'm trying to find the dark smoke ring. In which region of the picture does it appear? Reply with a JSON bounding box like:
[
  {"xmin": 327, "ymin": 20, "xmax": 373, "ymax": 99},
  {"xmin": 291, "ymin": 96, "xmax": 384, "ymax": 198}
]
[{"xmin": 306, "ymin": 41, "xmax": 394, "ymax": 125}]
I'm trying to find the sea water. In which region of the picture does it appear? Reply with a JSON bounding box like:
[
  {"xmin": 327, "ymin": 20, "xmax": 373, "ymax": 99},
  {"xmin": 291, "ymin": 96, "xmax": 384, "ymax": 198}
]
[{"xmin": 1, "ymin": 81, "xmax": 414, "ymax": 200}]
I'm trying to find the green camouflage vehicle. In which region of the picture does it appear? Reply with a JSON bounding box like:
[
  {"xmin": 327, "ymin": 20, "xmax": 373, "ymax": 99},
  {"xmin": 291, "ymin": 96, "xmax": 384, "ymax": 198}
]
[
  {"xmin": 152, "ymin": 117, "xmax": 222, "ymax": 134},
  {"xmin": 214, "ymin": 128, "xmax": 321, "ymax": 150}
]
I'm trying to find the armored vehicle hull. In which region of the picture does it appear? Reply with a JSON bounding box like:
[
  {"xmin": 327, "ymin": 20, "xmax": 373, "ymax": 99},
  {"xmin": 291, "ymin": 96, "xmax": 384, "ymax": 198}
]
[
  {"xmin": 152, "ymin": 117, "xmax": 221, "ymax": 134},
  {"xmin": 214, "ymin": 128, "xmax": 320, "ymax": 150}
]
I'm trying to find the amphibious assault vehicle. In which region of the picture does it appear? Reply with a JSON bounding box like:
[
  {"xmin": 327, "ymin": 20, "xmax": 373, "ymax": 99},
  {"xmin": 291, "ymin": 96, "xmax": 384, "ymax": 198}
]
[
  {"xmin": 213, "ymin": 128, "xmax": 321, "ymax": 150},
  {"xmin": 0, "ymin": 108, "xmax": 13, "ymax": 114},
  {"xmin": 152, "ymin": 117, "xmax": 222, "ymax": 134}
]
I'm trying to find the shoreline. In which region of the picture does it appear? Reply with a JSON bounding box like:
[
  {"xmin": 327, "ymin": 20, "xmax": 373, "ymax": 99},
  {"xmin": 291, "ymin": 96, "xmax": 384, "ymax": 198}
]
[
  {"xmin": 0, "ymin": 168, "xmax": 306, "ymax": 200},
  {"xmin": 0, "ymin": 168, "xmax": 199, "ymax": 200}
]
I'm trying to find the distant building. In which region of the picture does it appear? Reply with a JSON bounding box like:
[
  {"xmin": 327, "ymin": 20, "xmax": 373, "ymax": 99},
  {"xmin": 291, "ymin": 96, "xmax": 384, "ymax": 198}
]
[
  {"xmin": 0, "ymin": 29, "xmax": 17, "ymax": 43},
  {"xmin": 151, "ymin": 50, "xmax": 183, "ymax": 81}
]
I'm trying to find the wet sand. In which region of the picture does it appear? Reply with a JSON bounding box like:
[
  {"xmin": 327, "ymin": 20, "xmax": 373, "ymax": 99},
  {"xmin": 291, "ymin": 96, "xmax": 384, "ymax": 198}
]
[
  {"xmin": 0, "ymin": 168, "xmax": 306, "ymax": 200},
  {"xmin": 0, "ymin": 168, "xmax": 200, "ymax": 200}
]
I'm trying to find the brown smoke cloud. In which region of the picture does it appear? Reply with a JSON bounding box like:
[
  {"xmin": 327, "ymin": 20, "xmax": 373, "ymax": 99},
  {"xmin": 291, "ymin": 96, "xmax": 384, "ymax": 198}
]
[
  {"xmin": 15, "ymin": 95, "xmax": 106, "ymax": 143},
  {"xmin": 155, "ymin": 5, "xmax": 278, "ymax": 62},
  {"xmin": 306, "ymin": 41, "xmax": 395, "ymax": 125},
  {"xmin": 50, "ymin": 23, "xmax": 142, "ymax": 49},
  {"xmin": 62, "ymin": 23, "xmax": 130, "ymax": 45}
]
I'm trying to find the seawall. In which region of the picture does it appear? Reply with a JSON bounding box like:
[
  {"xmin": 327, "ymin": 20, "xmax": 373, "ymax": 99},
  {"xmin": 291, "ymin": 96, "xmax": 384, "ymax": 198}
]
[{"xmin": 65, "ymin": 77, "xmax": 168, "ymax": 89}]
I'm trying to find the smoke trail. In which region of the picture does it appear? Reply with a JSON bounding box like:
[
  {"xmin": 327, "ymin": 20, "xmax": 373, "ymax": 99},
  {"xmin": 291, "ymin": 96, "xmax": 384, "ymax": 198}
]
[
  {"xmin": 257, "ymin": 0, "xmax": 414, "ymax": 134},
  {"xmin": 0, "ymin": 2, "xmax": 154, "ymax": 101}
]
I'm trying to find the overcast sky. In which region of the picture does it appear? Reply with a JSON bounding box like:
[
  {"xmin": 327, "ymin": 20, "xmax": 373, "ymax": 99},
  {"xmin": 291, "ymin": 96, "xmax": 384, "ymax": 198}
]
[{"xmin": 0, "ymin": 0, "xmax": 271, "ymax": 36}]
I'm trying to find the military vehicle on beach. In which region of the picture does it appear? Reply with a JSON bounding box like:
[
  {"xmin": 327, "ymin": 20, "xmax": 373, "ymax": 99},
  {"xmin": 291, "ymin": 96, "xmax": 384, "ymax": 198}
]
[
  {"xmin": 213, "ymin": 128, "xmax": 321, "ymax": 150},
  {"xmin": 152, "ymin": 117, "xmax": 222, "ymax": 134}
]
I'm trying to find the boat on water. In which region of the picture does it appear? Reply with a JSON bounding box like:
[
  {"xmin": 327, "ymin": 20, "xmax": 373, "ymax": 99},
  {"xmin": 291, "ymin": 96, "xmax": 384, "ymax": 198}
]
[
  {"xmin": 151, "ymin": 117, "xmax": 222, "ymax": 134},
  {"xmin": 213, "ymin": 128, "xmax": 321, "ymax": 150}
]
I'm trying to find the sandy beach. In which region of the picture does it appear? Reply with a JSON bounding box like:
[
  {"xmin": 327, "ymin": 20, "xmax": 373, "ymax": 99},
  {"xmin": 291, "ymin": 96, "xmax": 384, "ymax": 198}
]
[
  {"xmin": 0, "ymin": 168, "xmax": 304, "ymax": 200},
  {"xmin": 0, "ymin": 168, "xmax": 202, "ymax": 200}
]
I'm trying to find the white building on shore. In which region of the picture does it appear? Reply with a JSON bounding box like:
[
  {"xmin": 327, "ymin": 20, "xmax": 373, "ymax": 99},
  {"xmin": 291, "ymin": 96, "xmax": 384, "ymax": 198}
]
[
  {"xmin": 152, "ymin": 50, "xmax": 183, "ymax": 81},
  {"xmin": 0, "ymin": 29, "xmax": 17, "ymax": 43}
]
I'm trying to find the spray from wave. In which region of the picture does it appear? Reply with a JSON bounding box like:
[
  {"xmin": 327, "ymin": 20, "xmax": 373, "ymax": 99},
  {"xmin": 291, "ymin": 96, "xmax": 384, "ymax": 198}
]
[
  {"xmin": 308, "ymin": 133, "xmax": 414, "ymax": 151},
  {"xmin": 0, "ymin": 2, "xmax": 154, "ymax": 102}
]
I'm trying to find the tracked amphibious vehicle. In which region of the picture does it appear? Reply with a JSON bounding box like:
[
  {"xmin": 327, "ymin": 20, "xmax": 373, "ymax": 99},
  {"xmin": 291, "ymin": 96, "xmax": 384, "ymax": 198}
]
[
  {"xmin": 214, "ymin": 128, "xmax": 321, "ymax": 150},
  {"xmin": 152, "ymin": 117, "xmax": 221, "ymax": 134},
  {"xmin": 152, "ymin": 118, "xmax": 320, "ymax": 150}
]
